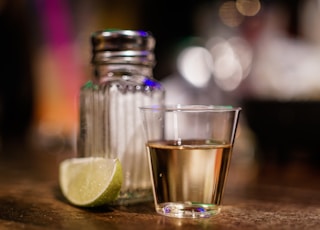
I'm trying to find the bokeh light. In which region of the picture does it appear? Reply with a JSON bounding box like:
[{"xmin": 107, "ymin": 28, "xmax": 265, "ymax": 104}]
[
  {"xmin": 207, "ymin": 36, "xmax": 253, "ymax": 91},
  {"xmin": 228, "ymin": 36, "xmax": 253, "ymax": 79},
  {"xmin": 177, "ymin": 46, "xmax": 213, "ymax": 88},
  {"xmin": 236, "ymin": 0, "xmax": 261, "ymax": 16},
  {"xmin": 219, "ymin": 1, "xmax": 244, "ymax": 27}
]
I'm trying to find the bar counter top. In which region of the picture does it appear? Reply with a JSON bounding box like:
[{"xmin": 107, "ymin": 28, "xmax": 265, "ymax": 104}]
[{"xmin": 0, "ymin": 145, "xmax": 319, "ymax": 230}]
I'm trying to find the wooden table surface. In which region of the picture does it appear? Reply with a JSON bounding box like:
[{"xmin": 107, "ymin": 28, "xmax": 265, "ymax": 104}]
[{"xmin": 0, "ymin": 144, "xmax": 320, "ymax": 230}]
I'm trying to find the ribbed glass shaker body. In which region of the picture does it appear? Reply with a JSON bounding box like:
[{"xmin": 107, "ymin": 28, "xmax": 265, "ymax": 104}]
[{"xmin": 78, "ymin": 30, "xmax": 165, "ymax": 205}]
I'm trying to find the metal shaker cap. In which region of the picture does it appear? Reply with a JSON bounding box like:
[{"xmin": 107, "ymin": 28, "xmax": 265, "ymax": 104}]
[{"xmin": 91, "ymin": 29, "xmax": 156, "ymax": 66}]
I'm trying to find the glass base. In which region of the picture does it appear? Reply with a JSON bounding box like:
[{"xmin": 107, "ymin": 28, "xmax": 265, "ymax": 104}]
[
  {"xmin": 110, "ymin": 188, "xmax": 153, "ymax": 205},
  {"xmin": 156, "ymin": 202, "xmax": 221, "ymax": 218}
]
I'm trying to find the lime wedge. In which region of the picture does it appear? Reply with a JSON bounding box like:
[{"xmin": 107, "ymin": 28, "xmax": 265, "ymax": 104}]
[{"xmin": 59, "ymin": 157, "xmax": 122, "ymax": 207}]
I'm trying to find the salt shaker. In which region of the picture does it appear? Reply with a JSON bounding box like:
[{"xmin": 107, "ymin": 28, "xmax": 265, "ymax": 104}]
[{"xmin": 78, "ymin": 30, "xmax": 165, "ymax": 205}]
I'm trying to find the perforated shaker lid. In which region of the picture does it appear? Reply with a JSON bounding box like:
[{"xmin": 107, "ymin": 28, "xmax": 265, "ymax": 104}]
[{"xmin": 91, "ymin": 29, "xmax": 156, "ymax": 66}]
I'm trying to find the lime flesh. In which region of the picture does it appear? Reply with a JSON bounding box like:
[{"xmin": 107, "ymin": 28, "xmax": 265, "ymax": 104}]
[{"xmin": 59, "ymin": 157, "xmax": 122, "ymax": 207}]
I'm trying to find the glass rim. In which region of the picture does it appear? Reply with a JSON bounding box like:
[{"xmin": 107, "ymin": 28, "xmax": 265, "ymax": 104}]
[{"xmin": 139, "ymin": 104, "xmax": 242, "ymax": 112}]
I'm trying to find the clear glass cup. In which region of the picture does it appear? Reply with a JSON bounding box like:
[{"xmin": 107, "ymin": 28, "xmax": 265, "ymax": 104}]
[{"xmin": 140, "ymin": 105, "xmax": 241, "ymax": 218}]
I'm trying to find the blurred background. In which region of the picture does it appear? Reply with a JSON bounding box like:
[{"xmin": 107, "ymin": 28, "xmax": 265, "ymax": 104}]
[{"xmin": 1, "ymin": 0, "xmax": 320, "ymax": 187}]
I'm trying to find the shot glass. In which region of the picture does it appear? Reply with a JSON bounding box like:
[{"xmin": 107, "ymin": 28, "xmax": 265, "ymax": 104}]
[{"xmin": 140, "ymin": 105, "xmax": 241, "ymax": 218}]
